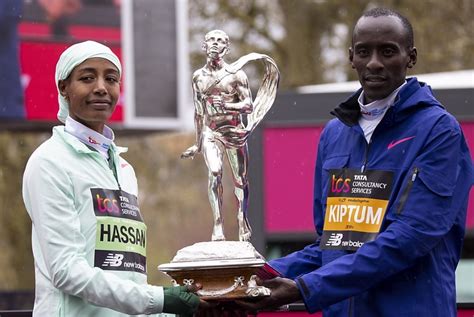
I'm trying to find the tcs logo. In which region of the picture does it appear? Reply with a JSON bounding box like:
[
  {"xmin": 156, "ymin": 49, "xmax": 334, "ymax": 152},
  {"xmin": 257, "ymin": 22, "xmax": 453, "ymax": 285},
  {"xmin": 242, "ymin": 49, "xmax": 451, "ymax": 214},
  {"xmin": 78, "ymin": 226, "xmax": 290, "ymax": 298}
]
[
  {"xmin": 331, "ymin": 175, "xmax": 351, "ymax": 193},
  {"xmin": 96, "ymin": 194, "xmax": 120, "ymax": 214}
]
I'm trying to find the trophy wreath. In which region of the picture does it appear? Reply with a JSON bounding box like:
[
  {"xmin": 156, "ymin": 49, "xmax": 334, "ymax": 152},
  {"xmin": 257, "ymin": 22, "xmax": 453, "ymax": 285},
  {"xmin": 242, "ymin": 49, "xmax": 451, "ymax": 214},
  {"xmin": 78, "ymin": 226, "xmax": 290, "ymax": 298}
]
[{"xmin": 158, "ymin": 29, "xmax": 280, "ymax": 300}]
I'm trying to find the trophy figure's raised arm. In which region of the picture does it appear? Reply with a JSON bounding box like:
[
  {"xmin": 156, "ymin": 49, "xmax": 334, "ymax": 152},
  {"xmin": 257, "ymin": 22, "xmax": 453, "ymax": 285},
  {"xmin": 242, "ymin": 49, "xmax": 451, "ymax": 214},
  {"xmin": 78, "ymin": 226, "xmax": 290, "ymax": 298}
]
[
  {"xmin": 159, "ymin": 29, "xmax": 280, "ymax": 301},
  {"xmin": 181, "ymin": 29, "xmax": 279, "ymax": 242}
]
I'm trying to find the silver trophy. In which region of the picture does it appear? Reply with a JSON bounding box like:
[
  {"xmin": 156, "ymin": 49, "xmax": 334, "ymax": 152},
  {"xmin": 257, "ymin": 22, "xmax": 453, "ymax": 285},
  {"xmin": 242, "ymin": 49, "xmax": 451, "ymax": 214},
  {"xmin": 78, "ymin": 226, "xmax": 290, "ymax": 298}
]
[{"xmin": 159, "ymin": 30, "xmax": 279, "ymax": 300}]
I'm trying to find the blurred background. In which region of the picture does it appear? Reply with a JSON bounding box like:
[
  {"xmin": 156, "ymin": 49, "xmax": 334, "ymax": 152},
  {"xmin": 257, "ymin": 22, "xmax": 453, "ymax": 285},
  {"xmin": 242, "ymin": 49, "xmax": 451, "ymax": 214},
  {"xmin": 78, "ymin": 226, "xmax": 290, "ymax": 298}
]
[{"xmin": 0, "ymin": 0, "xmax": 472, "ymax": 310}]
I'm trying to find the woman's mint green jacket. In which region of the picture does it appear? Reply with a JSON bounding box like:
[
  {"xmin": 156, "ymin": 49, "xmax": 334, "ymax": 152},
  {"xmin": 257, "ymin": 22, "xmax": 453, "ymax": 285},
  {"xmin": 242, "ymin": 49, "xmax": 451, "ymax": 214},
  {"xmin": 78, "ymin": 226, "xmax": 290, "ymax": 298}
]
[{"xmin": 23, "ymin": 127, "xmax": 168, "ymax": 317}]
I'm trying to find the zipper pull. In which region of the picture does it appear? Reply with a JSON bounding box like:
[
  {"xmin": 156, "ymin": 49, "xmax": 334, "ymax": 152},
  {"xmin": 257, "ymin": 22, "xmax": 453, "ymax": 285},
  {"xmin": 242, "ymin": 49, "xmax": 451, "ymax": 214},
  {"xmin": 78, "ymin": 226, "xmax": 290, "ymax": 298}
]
[
  {"xmin": 411, "ymin": 167, "xmax": 418, "ymax": 181},
  {"xmin": 360, "ymin": 139, "xmax": 372, "ymax": 173}
]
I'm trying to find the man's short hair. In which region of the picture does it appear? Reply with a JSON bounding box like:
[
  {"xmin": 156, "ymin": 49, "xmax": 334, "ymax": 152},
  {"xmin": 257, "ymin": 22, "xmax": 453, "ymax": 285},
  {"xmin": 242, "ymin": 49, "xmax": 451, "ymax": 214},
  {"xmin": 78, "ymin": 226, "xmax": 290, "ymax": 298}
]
[
  {"xmin": 204, "ymin": 29, "xmax": 229, "ymax": 43},
  {"xmin": 358, "ymin": 7, "xmax": 414, "ymax": 48}
]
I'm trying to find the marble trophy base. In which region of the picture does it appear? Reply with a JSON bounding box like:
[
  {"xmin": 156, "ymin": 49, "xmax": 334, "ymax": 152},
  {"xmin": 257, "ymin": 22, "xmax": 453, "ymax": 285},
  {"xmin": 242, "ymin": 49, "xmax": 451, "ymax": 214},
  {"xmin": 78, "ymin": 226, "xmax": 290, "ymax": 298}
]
[{"xmin": 158, "ymin": 241, "xmax": 271, "ymax": 300}]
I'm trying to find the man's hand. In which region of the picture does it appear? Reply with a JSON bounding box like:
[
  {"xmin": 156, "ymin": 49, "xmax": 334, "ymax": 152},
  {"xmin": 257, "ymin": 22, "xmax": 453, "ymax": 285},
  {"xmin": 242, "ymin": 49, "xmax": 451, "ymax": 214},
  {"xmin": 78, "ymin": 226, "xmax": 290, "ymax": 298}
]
[
  {"xmin": 181, "ymin": 145, "xmax": 199, "ymax": 159},
  {"xmin": 235, "ymin": 277, "xmax": 302, "ymax": 312},
  {"xmin": 162, "ymin": 284, "xmax": 213, "ymax": 316}
]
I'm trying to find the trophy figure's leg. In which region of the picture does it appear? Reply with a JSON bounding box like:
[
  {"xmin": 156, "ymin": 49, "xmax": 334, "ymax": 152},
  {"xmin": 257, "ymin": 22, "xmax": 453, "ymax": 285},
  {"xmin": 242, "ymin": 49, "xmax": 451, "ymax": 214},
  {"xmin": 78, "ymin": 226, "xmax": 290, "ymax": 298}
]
[
  {"xmin": 227, "ymin": 146, "xmax": 252, "ymax": 241},
  {"xmin": 204, "ymin": 138, "xmax": 226, "ymax": 241},
  {"xmin": 208, "ymin": 170, "xmax": 225, "ymax": 241},
  {"xmin": 235, "ymin": 184, "xmax": 251, "ymax": 241}
]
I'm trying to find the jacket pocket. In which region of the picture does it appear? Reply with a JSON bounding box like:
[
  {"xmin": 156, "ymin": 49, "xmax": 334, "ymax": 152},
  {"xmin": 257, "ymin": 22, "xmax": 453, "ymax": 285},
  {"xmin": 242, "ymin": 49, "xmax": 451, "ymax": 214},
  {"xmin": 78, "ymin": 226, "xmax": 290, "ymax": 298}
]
[
  {"xmin": 396, "ymin": 166, "xmax": 455, "ymax": 215},
  {"xmin": 417, "ymin": 167, "xmax": 455, "ymax": 197},
  {"xmin": 321, "ymin": 155, "xmax": 350, "ymax": 190},
  {"xmin": 321, "ymin": 155, "xmax": 350, "ymax": 207},
  {"xmin": 396, "ymin": 167, "xmax": 418, "ymax": 214},
  {"xmin": 322, "ymin": 154, "xmax": 350, "ymax": 171}
]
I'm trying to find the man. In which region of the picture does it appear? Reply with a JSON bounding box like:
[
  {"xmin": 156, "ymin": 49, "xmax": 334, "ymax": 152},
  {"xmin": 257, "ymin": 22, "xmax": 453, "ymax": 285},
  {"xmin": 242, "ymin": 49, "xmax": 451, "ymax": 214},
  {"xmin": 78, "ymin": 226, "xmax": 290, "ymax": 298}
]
[
  {"xmin": 182, "ymin": 30, "xmax": 253, "ymax": 242},
  {"xmin": 238, "ymin": 8, "xmax": 473, "ymax": 317}
]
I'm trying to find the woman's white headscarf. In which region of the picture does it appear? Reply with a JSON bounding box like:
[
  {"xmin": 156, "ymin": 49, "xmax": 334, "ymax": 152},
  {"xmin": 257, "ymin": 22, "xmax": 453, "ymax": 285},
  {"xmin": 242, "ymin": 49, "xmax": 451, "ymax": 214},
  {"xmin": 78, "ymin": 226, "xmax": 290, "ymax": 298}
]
[{"xmin": 55, "ymin": 40, "xmax": 122, "ymax": 123}]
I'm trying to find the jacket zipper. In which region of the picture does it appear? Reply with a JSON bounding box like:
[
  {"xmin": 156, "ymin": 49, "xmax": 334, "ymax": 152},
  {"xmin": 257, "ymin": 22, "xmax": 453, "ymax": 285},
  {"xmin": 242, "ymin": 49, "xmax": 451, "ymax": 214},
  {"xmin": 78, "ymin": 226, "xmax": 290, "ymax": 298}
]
[
  {"xmin": 396, "ymin": 167, "xmax": 418, "ymax": 214},
  {"xmin": 360, "ymin": 139, "xmax": 372, "ymax": 172},
  {"xmin": 348, "ymin": 296, "xmax": 353, "ymax": 317},
  {"xmin": 108, "ymin": 152, "xmax": 122, "ymax": 190},
  {"xmin": 96, "ymin": 150, "xmax": 122, "ymax": 190}
]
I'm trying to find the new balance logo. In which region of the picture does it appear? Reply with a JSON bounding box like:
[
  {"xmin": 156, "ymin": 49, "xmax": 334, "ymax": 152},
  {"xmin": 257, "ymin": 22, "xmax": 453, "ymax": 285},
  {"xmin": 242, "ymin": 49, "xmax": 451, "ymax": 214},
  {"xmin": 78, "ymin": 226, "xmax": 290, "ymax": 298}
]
[
  {"xmin": 102, "ymin": 253, "xmax": 124, "ymax": 267},
  {"xmin": 326, "ymin": 233, "xmax": 343, "ymax": 246}
]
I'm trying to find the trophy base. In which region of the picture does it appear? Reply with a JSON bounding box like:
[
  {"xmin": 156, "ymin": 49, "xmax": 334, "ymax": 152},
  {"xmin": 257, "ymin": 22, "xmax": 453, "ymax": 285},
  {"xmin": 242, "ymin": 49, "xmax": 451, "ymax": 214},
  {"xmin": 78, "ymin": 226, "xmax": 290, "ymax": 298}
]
[{"xmin": 158, "ymin": 241, "xmax": 271, "ymax": 300}]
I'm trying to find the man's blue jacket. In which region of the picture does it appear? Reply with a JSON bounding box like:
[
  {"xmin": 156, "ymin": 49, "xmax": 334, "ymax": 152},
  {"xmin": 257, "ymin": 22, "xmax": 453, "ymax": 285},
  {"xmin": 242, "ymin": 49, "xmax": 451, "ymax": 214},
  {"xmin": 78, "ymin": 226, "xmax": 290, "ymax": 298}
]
[{"xmin": 270, "ymin": 78, "xmax": 473, "ymax": 316}]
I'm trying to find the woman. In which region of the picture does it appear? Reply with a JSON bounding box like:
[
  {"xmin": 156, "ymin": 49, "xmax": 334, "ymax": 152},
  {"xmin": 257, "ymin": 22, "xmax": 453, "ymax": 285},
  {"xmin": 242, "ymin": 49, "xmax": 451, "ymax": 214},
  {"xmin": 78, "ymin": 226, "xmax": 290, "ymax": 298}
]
[{"xmin": 22, "ymin": 40, "xmax": 204, "ymax": 316}]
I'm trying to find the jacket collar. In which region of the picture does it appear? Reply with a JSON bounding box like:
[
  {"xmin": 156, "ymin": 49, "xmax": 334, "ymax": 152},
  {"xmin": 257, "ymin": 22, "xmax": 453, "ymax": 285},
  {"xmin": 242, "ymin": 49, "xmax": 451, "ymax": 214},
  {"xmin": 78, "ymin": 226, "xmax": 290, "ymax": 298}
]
[
  {"xmin": 53, "ymin": 126, "xmax": 128, "ymax": 155},
  {"xmin": 331, "ymin": 77, "xmax": 441, "ymax": 127}
]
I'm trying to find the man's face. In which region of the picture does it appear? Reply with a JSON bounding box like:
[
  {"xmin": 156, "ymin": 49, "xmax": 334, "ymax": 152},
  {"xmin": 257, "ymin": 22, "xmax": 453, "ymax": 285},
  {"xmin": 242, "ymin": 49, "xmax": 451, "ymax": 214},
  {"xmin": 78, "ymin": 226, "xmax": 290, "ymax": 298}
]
[
  {"xmin": 349, "ymin": 15, "xmax": 417, "ymax": 103},
  {"xmin": 59, "ymin": 58, "xmax": 120, "ymax": 133},
  {"xmin": 203, "ymin": 31, "xmax": 229, "ymax": 59}
]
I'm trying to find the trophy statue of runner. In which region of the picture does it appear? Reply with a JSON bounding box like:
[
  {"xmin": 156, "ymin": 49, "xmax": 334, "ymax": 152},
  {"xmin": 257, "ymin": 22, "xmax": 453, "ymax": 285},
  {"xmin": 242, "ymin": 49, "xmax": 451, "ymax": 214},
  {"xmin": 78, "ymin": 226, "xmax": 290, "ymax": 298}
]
[{"xmin": 159, "ymin": 29, "xmax": 280, "ymax": 300}]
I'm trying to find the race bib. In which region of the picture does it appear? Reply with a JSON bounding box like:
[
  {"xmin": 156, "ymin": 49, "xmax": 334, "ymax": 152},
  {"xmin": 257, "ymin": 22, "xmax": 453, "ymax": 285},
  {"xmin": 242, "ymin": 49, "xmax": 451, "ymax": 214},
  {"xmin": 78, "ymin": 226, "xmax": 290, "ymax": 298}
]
[
  {"xmin": 91, "ymin": 188, "xmax": 147, "ymax": 274},
  {"xmin": 320, "ymin": 169, "xmax": 393, "ymax": 251}
]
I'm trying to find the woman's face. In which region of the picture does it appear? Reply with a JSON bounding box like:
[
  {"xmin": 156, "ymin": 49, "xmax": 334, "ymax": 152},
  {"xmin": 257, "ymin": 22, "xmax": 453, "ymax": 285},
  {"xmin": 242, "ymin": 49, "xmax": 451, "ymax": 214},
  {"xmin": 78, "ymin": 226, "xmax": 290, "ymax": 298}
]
[{"xmin": 59, "ymin": 57, "xmax": 120, "ymax": 133}]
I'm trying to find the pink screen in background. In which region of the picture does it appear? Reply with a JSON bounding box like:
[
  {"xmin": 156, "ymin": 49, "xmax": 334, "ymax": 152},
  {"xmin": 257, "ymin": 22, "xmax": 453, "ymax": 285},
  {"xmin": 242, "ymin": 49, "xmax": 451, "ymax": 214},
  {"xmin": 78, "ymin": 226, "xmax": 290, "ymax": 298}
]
[
  {"xmin": 263, "ymin": 127, "xmax": 322, "ymax": 233},
  {"xmin": 263, "ymin": 122, "xmax": 474, "ymax": 233},
  {"xmin": 20, "ymin": 40, "xmax": 123, "ymax": 122},
  {"xmin": 461, "ymin": 122, "xmax": 474, "ymax": 229},
  {"xmin": 258, "ymin": 312, "xmax": 321, "ymax": 317},
  {"xmin": 257, "ymin": 309, "xmax": 473, "ymax": 316}
]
